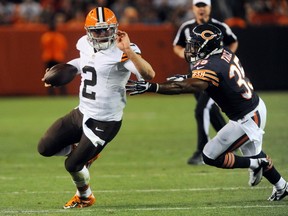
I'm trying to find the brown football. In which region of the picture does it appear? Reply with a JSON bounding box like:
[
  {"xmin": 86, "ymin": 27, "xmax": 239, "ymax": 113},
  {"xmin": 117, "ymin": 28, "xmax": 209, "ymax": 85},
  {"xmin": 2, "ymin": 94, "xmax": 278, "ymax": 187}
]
[{"xmin": 43, "ymin": 63, "xmax": 78, "ymax": 87}]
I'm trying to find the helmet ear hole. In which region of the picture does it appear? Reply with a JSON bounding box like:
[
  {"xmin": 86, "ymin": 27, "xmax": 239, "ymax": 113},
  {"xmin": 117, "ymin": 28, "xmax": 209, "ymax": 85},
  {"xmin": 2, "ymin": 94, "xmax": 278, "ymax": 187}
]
[{"xmin": 199, "ymin": 52, "xmax": 206, "ymax": 58}]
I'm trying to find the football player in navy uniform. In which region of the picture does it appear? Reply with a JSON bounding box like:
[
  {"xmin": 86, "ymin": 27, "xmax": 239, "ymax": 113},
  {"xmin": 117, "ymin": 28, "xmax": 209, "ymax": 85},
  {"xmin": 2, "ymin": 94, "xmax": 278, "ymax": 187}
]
[
  {"xmin": 172, "ymin": 0, "xmax": 238, "ymax": 165},
  {"xmin": 38, "ymin": 7, "xmax": 155, "ymax": 208},
  {"xmin": 126, "ymin": 24, "xmax": 288, "ymax": 201}
]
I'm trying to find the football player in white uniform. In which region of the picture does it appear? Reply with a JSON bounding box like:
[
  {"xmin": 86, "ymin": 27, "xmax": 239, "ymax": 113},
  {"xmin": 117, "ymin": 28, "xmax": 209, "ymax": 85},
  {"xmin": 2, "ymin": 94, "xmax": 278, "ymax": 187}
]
[{"xmin": 38, "ymin": 7, "xmax": 155, "ymax": 209}]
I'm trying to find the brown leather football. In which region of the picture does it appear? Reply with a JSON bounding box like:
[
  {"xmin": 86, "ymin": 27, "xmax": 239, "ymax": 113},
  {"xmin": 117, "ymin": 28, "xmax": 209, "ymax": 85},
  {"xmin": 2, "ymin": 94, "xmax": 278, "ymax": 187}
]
[{"xmin": 43, "ymin": 63, "xmax": 78, "ymax": 87}]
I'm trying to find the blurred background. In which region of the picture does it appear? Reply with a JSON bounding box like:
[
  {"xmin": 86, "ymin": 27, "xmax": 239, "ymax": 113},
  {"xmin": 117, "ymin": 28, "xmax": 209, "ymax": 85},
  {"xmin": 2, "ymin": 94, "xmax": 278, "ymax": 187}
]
[{"xmin": 0, "ymin": 0, "xmax": 288, "ymax": 96}]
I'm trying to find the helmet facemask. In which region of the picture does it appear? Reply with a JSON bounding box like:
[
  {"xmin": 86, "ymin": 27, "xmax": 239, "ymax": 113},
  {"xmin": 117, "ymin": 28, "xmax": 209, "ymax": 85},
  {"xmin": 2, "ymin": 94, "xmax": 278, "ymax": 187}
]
[
  {"xmin": 86, "ymin": 24, "xmax": 118, "ymax": 50},
  {"xmin": 185, "ymin": 37, "xmax": 208, "ymax": 64}
]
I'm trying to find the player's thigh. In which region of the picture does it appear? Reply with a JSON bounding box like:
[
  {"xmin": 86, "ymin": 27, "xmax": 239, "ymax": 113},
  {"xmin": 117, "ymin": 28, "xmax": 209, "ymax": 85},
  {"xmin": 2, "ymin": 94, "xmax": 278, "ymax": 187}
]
[
  {"xmin": 84, "ymin": 118, "xmax": 122, "ymax": 144},
  {"xmin": 203, "ymin": 120, "xmax": 246, "ymax": 159},
  {"xmin": 38, "ymin": 108, "xmax": 83, "ymax": 155},
  {"xmin": 66, "ymin": 120, "xmax": 122, "ymax": 171}
]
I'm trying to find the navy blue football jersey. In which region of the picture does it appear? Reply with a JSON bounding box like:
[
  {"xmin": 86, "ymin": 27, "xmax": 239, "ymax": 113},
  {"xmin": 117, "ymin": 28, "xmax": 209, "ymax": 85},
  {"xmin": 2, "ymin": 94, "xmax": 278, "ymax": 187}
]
[{"xmin": 191, "ymin": 48, "xmax": 259, "ymax": 121}]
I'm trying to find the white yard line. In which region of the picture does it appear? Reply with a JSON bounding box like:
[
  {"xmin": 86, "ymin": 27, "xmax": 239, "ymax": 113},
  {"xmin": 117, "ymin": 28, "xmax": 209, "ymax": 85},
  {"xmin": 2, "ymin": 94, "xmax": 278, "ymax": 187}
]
[
  {"xmin": 1, "ymin": 205, "xmax": 287, "ymax": 215},
  {"xmin": 0, "ymin": 186, "xmax": 270, "ymax": 194},
  {"xmin": 0, "ymin": 186, "xmax": 285, "ymax": 215}
]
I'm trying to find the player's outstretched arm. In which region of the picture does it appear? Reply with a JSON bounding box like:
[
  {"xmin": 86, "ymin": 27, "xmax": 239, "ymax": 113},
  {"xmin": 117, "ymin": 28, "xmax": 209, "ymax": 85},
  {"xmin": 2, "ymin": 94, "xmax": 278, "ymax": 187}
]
[{"xmin": 126, "ymin": 78, "xmax": 208, "ymax": 96}]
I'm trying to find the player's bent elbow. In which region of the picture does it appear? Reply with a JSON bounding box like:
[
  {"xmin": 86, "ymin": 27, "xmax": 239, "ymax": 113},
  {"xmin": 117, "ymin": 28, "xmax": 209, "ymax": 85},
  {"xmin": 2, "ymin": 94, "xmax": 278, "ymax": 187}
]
[{"xmin": 142, "ymin": 70, "xmax": 155, "ymax": 80}]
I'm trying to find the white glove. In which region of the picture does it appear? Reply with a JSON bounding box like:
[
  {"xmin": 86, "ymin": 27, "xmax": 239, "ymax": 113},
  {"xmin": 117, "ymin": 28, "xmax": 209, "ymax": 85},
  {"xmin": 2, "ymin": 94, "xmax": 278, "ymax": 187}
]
[
  {"xmin": 166, "ymin": 74, "xmax": 191, "ymax": 81},
  {"xmin": 126, "ymin": 80, "xmax": 158, "ymax": 96}
]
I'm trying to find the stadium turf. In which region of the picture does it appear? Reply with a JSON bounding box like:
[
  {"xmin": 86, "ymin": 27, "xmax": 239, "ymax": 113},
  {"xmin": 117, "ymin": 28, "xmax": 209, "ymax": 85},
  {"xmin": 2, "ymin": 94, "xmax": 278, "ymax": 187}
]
[{"xmin": 0, "ymin": 92, "xmax": 287, "ymax": 215}]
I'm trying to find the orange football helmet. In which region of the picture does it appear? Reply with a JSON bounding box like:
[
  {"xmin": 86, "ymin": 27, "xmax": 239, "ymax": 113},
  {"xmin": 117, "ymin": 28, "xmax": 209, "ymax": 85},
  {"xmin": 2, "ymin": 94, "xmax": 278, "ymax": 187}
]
[{"xmin": 84, "ymin": 7, "xmax": 118, "ymax": 50}]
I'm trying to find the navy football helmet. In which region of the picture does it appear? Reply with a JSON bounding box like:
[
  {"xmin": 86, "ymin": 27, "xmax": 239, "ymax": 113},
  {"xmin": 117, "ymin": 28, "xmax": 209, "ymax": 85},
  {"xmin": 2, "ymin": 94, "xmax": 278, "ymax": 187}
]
[{"xmin": 184, "ymin": 23, "xmax": 223, "ymax": 64}]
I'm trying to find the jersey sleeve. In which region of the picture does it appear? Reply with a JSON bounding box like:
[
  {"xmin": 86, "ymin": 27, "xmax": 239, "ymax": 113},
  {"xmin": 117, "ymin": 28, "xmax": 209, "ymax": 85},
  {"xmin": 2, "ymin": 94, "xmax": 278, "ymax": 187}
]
[
  {"xmin": 67, "ymin": 58, "xmax": 81, "ymax": 74},
  {"xmin": 76, "ymin": 35, "xmax": 94, "ymax": 55},
  {"xmin": 221, "ymin": 23, "xmax": 237, "ymax": 46},
  {"xmin": 121, "ymin": 43, "xmax": 143, "ymax": 80},
  {"xmin": 212, "ymin": 19, "xmax": 237, "ymax": 46},
  {"xmin": 173, "ymin": 20, "xmax": 194, "ymax": 47},
  {"xmin": 173, "ymin": 28, "xmax": 187, "ymax": 47},
  {"xmin": 192, "ymin": 68, "xmax": 219, "ymax": 87},
  {"xmin": 120, "ymin": 43, "xmax": 141, "ymax": 62}
]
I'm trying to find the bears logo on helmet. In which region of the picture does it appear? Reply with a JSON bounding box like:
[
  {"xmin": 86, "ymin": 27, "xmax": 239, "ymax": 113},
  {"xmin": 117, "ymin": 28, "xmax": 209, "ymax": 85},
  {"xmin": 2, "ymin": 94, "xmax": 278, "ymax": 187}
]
[{"xmin": 184, "ymin": 24, "xmax": 223, "ymax": 64}]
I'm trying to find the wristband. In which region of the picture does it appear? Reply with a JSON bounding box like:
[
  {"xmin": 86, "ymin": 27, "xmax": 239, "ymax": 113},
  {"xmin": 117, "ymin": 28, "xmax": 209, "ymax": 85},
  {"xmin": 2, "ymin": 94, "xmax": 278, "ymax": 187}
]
[{"xmin": 148, "ymin": 83, "xmax": 159, "ymax": 92}]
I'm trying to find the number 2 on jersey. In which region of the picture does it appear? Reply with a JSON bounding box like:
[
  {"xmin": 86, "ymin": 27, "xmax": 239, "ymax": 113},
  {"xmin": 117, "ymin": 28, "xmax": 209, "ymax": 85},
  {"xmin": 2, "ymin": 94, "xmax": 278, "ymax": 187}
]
[{"xmin": 82, "ymin": 66, "xmax": 97, "ymax": 100}]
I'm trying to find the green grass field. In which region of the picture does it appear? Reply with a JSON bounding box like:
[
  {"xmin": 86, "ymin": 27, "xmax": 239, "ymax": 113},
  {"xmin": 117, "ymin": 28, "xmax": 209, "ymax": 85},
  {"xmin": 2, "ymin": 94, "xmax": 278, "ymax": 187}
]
[{"xmin": 0, "ymin": 92, "xmax": 288, "ymax": 216}]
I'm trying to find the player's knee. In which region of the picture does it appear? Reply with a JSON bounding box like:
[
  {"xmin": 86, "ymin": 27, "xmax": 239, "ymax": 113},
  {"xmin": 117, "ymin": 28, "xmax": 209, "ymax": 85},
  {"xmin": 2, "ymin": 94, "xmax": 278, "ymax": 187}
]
[
  {"xmin": 202, "ymin": 153, "xmax": 213, "ymax": 166},
  {"xmin": 38, "ymin": 137, "xmax": 54, "ymax": 157},
  {"xmin": 202, "ymin": 153, "xmax": 223, "ymax": 168},
  {"xmin": 65, "ymin": 157, "xmax": 83, "ymax": 173}
]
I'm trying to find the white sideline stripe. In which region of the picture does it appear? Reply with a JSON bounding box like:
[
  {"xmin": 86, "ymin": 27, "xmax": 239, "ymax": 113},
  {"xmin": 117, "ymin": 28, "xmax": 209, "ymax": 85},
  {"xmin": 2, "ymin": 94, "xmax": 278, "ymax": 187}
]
[
  {"xmin": 1, "ymin": 186, "xmax": 270, "ymax": 194},
  {"xmin": 2, "ymin": 169, "xmax": 286, "ymax": 180},
  {"xmin": 1, "ymin": 205, "xmax": 287, "ymax": 214}
]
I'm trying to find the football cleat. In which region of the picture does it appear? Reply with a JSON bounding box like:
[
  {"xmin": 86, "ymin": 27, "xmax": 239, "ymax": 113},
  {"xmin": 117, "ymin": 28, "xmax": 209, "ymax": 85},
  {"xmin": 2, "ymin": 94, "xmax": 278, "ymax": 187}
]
[
  {"xmin": 268, "ymin": 183, "xmax": 288, "ymax": 201},
  {"xmin": 63, "ymin": 194, "xmax": 96, "ymax": 209},
  {"xmin": 248, "ymin": 158, "xmax": 270, "ymax": 186}
]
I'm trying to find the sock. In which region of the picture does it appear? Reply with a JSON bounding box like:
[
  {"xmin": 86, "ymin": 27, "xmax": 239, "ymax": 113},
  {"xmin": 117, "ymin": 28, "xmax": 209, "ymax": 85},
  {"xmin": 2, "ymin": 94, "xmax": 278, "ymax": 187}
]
[
  {"xmin": 249, "ymin": 158, "xmax": 259, "ymax": 169},
  {"xmin": 274, "ymin": 177, "xmax": 286, "ymax": 190},
  {"xmin": 76, "ymin": 185, "xmax": 92, "ymax": 198},
  {"xmin": 70, "ymin": 166, "xmax": 92, "ymax": 198},
  {"xmin": 263, "ymin": 166, "xmax": 282, "ymax": 185}
]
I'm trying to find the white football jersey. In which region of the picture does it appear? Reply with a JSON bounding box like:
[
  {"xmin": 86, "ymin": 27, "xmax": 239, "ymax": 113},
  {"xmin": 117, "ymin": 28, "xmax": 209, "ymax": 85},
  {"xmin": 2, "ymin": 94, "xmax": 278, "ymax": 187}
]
[{"xmin": 68, "ymin": 35, "xmax": 142, "ymax": 121}]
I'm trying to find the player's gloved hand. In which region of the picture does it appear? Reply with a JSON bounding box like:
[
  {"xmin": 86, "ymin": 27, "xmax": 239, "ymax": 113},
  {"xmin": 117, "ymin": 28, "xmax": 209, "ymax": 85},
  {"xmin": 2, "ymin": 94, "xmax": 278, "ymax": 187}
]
[
  {"xmin": 42, "ymin": 68, "xmax": 52, "ymax": 87},
  {"xmin": 166, "ymin": 74, "xmax": 191, "ymax": 81},
  {"xmin": 126, "ymin": 80, "xmax": 158, "ymax": 96}
]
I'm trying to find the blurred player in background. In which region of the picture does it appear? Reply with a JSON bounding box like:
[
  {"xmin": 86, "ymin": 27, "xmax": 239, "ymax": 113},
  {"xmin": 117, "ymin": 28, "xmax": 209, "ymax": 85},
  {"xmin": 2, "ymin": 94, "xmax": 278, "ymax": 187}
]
[
  {"xmin": 172, "ymin": 0, "xmax": 238, "ymax": 165},
  {"xmin": 126, "ymin": 23, "xmax": 288, "ymax": 201},
  {"xmin": 40, "ymin": 19, "xmax": 68, "ymax": 96},
  {"xmin": 38, "ymin": 7, "xmax": 155, "ymax": 209}
]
